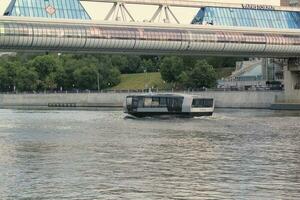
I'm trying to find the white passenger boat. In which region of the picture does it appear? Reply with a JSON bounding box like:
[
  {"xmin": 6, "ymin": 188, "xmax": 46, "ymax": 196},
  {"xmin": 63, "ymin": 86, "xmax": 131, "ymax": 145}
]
[{"xmin": 124, "ymin": 93, "xmax": 214, "ymax": 117}]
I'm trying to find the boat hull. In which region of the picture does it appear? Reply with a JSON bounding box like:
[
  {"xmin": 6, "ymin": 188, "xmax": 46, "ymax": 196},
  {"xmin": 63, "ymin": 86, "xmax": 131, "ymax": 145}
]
[{"xmin": 126, "ymin": 112, "xmax": 213, "ymax": 118}]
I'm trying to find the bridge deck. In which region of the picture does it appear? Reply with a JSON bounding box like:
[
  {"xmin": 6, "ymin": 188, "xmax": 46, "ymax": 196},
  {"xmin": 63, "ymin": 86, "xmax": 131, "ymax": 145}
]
[{"xmin": 0, "ymin": 17, "xmax": 300, "ymax": 57}]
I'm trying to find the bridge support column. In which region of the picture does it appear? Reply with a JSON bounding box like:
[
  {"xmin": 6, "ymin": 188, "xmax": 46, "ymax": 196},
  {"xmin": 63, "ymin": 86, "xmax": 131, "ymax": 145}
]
[{"xmin": 271, "ymin": 58, "xmax": 300, "ymax": 110}]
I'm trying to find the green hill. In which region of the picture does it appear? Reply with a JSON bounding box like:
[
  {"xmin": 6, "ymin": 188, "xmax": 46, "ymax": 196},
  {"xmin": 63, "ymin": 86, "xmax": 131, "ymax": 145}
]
[
  {"xmin": 113, "ymin": 72, "xmax": 171, "ymax": 90},
  {"xmin": 113, "ymin": 68, "xmax": 234, "ymax": 90}
]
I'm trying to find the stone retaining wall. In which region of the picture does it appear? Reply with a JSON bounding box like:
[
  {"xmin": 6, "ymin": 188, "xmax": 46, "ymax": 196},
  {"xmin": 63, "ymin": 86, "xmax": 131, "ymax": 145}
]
[{"xmin": 0, "ymin": 91, "xmax": 282, "ymax": 109}]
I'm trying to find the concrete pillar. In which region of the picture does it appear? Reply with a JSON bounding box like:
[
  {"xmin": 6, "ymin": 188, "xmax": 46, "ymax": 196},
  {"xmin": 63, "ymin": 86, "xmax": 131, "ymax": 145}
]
[
  {"xmin": 271, "ymin": 60, "xmax": 300, "ymax": 109},
  {"xmin": 283, "ymin": 65, "xmax": 300, "ymax": 103}
]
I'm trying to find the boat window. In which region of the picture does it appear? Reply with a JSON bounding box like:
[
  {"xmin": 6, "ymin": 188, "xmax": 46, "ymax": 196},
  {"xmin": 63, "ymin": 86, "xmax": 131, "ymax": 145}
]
[
  {"xmin": 138, "ymin": 97, "xmax": 144, "ymax": 107},
  {"xmin": 126, "ymin": 97, "xmax": 132, "ymax": 105},
  {"xmin": 132, "ymin": 97, "xmax": 139, "ymax": 107},
  {"xmin": 192, "ymin": 99, "xmax": 214, "ymax": 108},
  {"xmin": 175, "ymin": 98, "xmax": 184, "ymax": 108},
  {"xmin": 152, "ymin": 97, "xmax": 160, "ymax": 107},
  {"xmin": 144, "ymin": 97, "xmax": 152, "ymax": 107},
  {"xmin": 159, "ymin": 97, "xmax": 167, "ymax": 106},
  {"xmin": 142, "ymin": 96, "xmax": 185, "ymax": 108},
  {"xmin": 166, "ymin": 97, "xmax": 184, "ymax": 112}
]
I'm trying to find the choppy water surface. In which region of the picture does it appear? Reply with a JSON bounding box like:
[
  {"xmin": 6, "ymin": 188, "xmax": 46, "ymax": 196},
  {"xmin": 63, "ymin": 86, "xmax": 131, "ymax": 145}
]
[{"xmin": 0, "ymin": 109, "xmax": 299, "ymax": 199}]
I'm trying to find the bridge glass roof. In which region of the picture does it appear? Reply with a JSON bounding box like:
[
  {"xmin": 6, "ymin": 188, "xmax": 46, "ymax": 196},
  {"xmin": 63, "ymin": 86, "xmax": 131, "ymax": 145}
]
[
  {"xmin": 192, "ymin": 7, "xmax": 300, "ymax": 29},
  {"xmin": 4, "ymin": 0, "xmax": 90, "ymax": 20}
]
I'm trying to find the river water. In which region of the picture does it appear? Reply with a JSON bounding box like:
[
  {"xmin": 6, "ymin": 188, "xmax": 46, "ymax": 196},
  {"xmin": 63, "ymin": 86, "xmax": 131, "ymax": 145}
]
[{"xmin": 0, "ymin": 109, "xmax": 299, "ymax": 199}]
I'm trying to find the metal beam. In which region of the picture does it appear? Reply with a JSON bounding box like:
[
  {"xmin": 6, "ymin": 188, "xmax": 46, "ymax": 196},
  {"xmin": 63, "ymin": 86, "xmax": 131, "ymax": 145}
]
[
  {"xmin": 80, "ymin": 0, "xmax": 300, "ymax": 11},
  {"xmin": 3, "ymin": 16, "xmax": 300, "ymax": 35},
  {"xmin": 81, "ymin": 0, "xmax": 252, "ymax": 8},
  {"xmin": 150, "ymin": 5, "xmax": 163, "ymax": 22},
  {"xmin": 150, "ymin": 5, "xmax": 180, "ymax": 24},
  {"xmin": 104, "ymin": 2, "xmax": 118, "ymax": 20},
  {"xmin": 122, "ymin": 3, "xmax": 135, "ymax": 21},
  {"xmin": 167, "ymin": 6, "xmax": 180, "ymax": 24},
  {"xmin": 104, "ymin": 2, "xmax": 135, "ymax": 22}
]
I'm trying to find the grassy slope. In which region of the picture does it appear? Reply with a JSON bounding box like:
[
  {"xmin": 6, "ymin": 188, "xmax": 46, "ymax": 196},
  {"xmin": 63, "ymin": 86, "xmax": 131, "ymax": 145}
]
[
  {"xmin": 112, "ymin": 72, "xmax": 171, "ymax": 90},
  {"xmin": 113, "ymin": 68, "xmax": 234, "ymax": 90}
]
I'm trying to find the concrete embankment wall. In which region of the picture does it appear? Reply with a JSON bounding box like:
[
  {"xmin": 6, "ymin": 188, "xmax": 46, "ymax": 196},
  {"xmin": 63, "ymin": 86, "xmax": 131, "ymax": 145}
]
[
  {"xmin": 0, "ymin": 91, "xmax": 282, "ymax": 109},
  {"xmin": 190, "ymin": 91, "xmax": 281, "ymax": 108}
]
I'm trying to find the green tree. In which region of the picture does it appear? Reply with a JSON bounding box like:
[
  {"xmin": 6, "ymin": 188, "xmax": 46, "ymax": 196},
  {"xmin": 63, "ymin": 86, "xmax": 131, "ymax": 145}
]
[
  {"xmin": 111, "ymin": 55, "xmax": 128, "ymax": 73},
  {"xmin": 180, "ymin": 60, "xmax": 217, "ymax": 89},
  {"xmin": 2, "ymin": 61, "xmax": 19, "ymax": 92},
  {"xmin": 61, "ymin": 54, "xmax": 120, "ymax": 90},
  {"xmin": 160, "ymin": 56, "xmax": 184, "ymax": 84},
  {"xmin": 206, "ymin": 57, "xmax": 243, "ymax": 68},
  {"xmin": 28, "ymin": 55, "xmax": 61, "ymax": 79},
  {"xmin": 15, "ymin": 66, "xmax": 38, "ymax": 91},
  {"xmin": 106, "ymin": 67, "xmax": 121, "ymax": 87},
  {"xmin": 45, "ymin": 73, "xmax": 58, "ymax": 90},
  {"xmin": 73, "ymin": 66, "xmax": 98, "ymax": 90},
  {"xmin": 27, "ymin": 55, "xmax": 62, "ymax": 90},
  {"xmin": 53, "ymin": 65, "xmax": 67, "ymax": 90},
  {"xmin": 141, "ymin": 59, "xmax": 157, "ymax": 72},
  {"xmin": 61, "ymin": 55, "xmax": 82, "ymax": 89},
  {"xmin": 126, "ymin": 55, "xmax": 143, "ymax": 73},
  {"xmin": 0, "ymin": 66, "xmax": 9, "ymax": 91},
  {"xmin": 96, "ymin": 57, "xmax": 121, "ymax": 89}
]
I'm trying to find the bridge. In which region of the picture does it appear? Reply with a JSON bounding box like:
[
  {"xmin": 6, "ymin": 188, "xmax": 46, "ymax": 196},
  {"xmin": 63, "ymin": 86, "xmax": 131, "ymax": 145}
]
[
  {"xmin": 1, "ymin": 17, "xmax": 300, "ymax": 58},
  {"xmin": 0, "ymin": 0, "xmax": 299, "ymax": 108},
  {"xmin": 1, "ymin": 0, "xmax": 300, "ymax": 57}
]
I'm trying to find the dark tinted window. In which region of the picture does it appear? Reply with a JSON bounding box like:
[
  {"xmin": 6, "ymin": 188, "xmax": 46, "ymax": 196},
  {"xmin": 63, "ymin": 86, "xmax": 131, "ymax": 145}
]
[
  {"xmin": 166, "ymin": 97, "xmax": 183, "ymax": 112},
  {"xmin": 159, "ymin": 97, "xmax": 167, "ymax": 106},
  {"xmin": 132, "ymin": 97, "xmax": 139, "ymax": 107},
  {"xmin": 192, "ymin": 98, "xmax": 213, "ymax": 108}
]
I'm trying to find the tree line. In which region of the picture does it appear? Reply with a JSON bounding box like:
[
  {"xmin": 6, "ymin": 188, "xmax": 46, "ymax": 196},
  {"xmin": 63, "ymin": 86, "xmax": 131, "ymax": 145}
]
[
  {"xmin": 0, "ymin": 53, "xmax": 243, "ymax": 92},
  {"xmin": 0, "ymin": 54, "xmax": 120, "ymax": 92},
  {"xmin": 160, "ymin": 56, "xmax": 217, "ymax": 89}
]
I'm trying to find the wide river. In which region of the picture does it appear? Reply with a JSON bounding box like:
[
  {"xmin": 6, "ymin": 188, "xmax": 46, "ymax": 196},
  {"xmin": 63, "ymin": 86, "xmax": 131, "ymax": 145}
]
[{"xmin": 0, "ymin": 109, "xmax": 299, "ymax": 199}]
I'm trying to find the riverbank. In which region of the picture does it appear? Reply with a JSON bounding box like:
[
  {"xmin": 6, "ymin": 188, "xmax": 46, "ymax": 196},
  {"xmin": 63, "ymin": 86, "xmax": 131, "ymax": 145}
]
[{"xmin": 0, "ymin": 91, "xmax": 282, "ymax": 110}]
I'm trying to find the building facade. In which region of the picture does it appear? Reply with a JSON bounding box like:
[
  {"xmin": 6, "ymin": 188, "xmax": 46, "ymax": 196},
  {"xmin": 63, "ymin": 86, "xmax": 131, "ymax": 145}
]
[
  {"xmin": 281, "ymin": 0, "xmax": 300, "ymax": 7},
  {"xmin": 192, "ymin": 6, "xmax": 300, "ymax": 29},
  {"xmin": 190, "ymin": 5, "xmax": 298, "ymax": 89},
  {"xmin": 4, "ymin": 0, "xmax": 90, "ymax": 19}
]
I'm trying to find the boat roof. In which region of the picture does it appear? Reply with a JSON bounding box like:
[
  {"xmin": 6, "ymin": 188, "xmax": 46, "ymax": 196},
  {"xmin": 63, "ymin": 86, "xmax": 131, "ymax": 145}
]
[
  {"xmin": 126, "ymin": 93, "xmax": 213, "ymax": 99},
  {"xmin": 126, "ymin": 93, "xmax": 185, "ymax": 98}
]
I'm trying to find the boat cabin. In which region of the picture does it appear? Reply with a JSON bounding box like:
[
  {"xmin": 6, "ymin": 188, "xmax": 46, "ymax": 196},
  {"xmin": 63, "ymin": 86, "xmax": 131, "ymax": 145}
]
[{"xmin": 124, "ymin": 93, "xmax": 214, "ymax": 117}]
